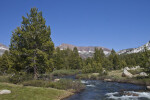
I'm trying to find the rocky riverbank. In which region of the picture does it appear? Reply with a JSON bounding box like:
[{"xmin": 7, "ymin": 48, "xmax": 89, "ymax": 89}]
[{"xmin": 76, "ymin": 67, "xmax": 150, "ymax": 90}]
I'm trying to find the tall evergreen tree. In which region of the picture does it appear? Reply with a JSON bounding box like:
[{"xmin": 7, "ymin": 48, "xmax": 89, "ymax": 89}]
[
  {"xmin": 68, "ymin": 47, "xmax": 82, "ymax": 69},
  {"xmin": 53, "ymin": 47, "xmax": 64, "ymax": 70},
  {"xmin": 93, "ymin": 48, "xmax": 105, "ymax": 63},
  {"xmin": 140, "ymin": 46, "xmax": 150, "ymax": 73},
  {"xmin": 0, "ymin": 51, "xmax": 12, "ymax": 74},
  {"xmin": 109, "ymin": 49, "xmax": 120, "ymax": 70},
  {"xmin": 10, "ymin": 8, "xmax": 54, "ymax": 79}
]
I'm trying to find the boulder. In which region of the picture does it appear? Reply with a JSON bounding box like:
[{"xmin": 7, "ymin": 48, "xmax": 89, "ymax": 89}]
[
  {"xmin": 122, "ymin": 69, "xmax": 133, "ymax": 78},
  {"xmin": 92, "ymin": 73, "xmax": 99, "ymax": 76},
  {"xmin": 0, "ymin": 90, "xmax": 11, "ymax": 94},
  {"xmin": 139, "ymin": 72, "xmax": 148, "ymax": 77},
  {"xmin": 54, "ymin": 78, "xmax": 60, "ymax": 82},
  {"xmin": 122, "ymin": 92, "xmax": 139, "ymax": 96},
  {"xmin": 135, "ymin": 66, "xmax": 140, "ymax": 69},
  {"xmin": 124, "ymin": 67, "xmax": 130, "ymax": 70},
  {"xmin": 102, "ymin": 70, "xmax": 106, "ymax": 74},
  {"xmin": 104, "ymin": 79, "xmax": 112, "ymax": 82},
  {"xmin": 147, "ymin": 86, "xmax": 150, "ymax": 90},
  {"xmin": 130, "ymin": 66, "xmax": 140, "ymax": 70}
]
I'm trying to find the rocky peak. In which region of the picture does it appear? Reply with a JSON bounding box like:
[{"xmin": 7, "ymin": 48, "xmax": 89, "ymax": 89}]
[
  {"xmin": 0, "ymin": 43, "xmax": 9, "ymax": 55},
  {"xmin": 57, "ymin": 43, "xmax": 111, "ymax": 58},
  {"xmin": 118, "ymin": 41, "xmax": 150, "ymax": 55}
]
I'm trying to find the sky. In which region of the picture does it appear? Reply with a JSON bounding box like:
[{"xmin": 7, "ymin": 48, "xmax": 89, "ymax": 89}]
[{"xmin": 0, "ymin": 0, "xmax": 150, "ymax": 51}]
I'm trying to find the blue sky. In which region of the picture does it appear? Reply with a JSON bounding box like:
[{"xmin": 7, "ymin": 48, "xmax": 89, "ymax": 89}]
[{"xmin": 0, "ymin": 0, "xmax": 150, "ymax": 51}]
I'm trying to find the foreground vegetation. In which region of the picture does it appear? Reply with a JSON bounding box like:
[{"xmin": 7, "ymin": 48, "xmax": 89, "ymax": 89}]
[
  {"xmin": 0, "ymin": 7, "xmax": 150, "ymax": 100},
  {"xmin": 0, "ymin": 73, "xmax": 85, "ymax": 92},
  {"xmin": 0, "ymin": 82, "xmax": 73, "ymax": 100},
  {"xmin": 51, "ymin": 69, "xmax": 80, "ymax": 77}
]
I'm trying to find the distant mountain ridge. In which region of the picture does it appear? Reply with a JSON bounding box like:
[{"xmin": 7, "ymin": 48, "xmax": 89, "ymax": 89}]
[
  {"xmin": 0, "ymin": 43, "xmax": 9, "ymax": 55},
  {"xmin": 118, "ymin": 41, "xmax": 150, "ymax": 55},
  {"xmin": 1, "ymin": 41, "xmax": 150, "ymax": 57},
  {"xmin": 57, "ymin": 43, "xmax": 111, "ymax": 58}
]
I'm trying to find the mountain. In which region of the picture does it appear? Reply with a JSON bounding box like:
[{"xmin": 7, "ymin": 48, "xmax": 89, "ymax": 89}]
[
  {"xmin": 57, "ymin": 43, "xmax": 111, "ymax": 58},
  {"xmin": 118, "ymin": 41, "xmax": 150, "ymax": 55},
  {"xmin": 0, "ymin": 43, "xmax": 9, "ymax": 55}
]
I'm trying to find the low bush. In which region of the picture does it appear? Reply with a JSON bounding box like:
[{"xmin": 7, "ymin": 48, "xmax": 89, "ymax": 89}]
[
  {"xmin": 128, "ymin": 69, "xmax": 143, "ymax": 75},
  {"xmin": 76, "ymin": 74, "xmax": 89, "ymax": 79},
  {"xmin": 90, "ymin": 75, "xmax": 99, "ymax": 80},
  {"xmin": 9, "ymin": 73, "xmax": 33, "ymax": 84},
  {"xmin": 0, "ymin": 75, "xmax": 9, "ymax": 82},
  {"xmin": 21, "ymin": 79, "xmax": 85, "ymax": 92},
  {"xmin": 76, "ymin": 73, "xmax": 100, "ymax": 80},
  {"xmin": 51, "ymin": 69, "xmax": 80, "ymax": 76},
  {"xmin": 38, "ymin": 74, "xmax": 53, "ymax": 81},
  {"xmin": 22, "ymin": 80, "xmax": 50, "ymax": 87},
  {"xmin": 47, "ymin": 79, "xmax": 85, "ymax": 92}
]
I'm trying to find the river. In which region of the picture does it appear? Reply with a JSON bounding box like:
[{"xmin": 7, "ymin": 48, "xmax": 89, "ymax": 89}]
[{"xmin": 65, "ymin": 80, "xmax": 150, "ymax": 100}]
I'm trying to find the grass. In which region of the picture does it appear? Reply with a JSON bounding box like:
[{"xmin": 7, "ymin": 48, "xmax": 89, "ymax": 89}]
[
  {"xmin": 47, "ymin": 79, "xmax": 85, "ymax": 92},
  {"xmin": 21, "ymin": 79, "xmax": 85, "ymax": 93},
  {"xmin": 128, "ymin": 69, "xmax": 143, "ymax": 75},
  {"xmin": 51, "ymin": 69, "xmax": 80, "ymax": 77},
  {"xmin": 76, "ymin": 73, "xmax": 99, "ymax": 80},
  {"xmin": 107, "ymin": 70, "xmax": 124, "ymax": 79},
  {"xmin": 102, "ymin": 70, "xmax": 150, "ymax": 85},
  {"xmin": 0, "ymin": 82, "xmax": 73, "ymax": 100}
]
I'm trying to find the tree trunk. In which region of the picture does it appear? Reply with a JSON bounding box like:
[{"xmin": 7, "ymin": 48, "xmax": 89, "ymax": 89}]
[
  {"xmin": 34, "ymin": 64, "xmax": 38, "ymax": 80},
  {"xmin": 33, "ymin": 50, "xmax": 38, "ymax": 80}
]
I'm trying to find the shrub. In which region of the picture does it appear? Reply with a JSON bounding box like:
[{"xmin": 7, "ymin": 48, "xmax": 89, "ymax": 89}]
[
  {"xmin": 76, "ymin": 73, "xmax": 100, "ymax": 80},
  {"xmin": 90, "ymin": 75, "xmax": 99, "ymax": 80},
  {"xmin": 47, "ymin": 79, "xmax": 85, "ymax": 92},
  {"xmin": 128, "ymin": 69, "xmax": 143, "ymax": 75},
  {"xmin": 0, "ymin": 76, "xmax": 9, "ymax": 82},
  {"xmin": 76, "ymin": 74, "xmax": 89, "ymax": 79},
  {"xmin": 22, "ymin": 80, "xmax": 50, "ymax": 87},
  {"xmin": 51, "ymin": 69, "xmax": 79, "ymax": 76},
  {"xmin": 9, "ymin": 73, "xmax": 33, "ymax": 84},
  {"xmin": 38, "ymin": 74, "xmax": 53, "ymax": 81},
  {"xmin": 22, "ymin": 79, "xmax": 85, "ymax": 92}
]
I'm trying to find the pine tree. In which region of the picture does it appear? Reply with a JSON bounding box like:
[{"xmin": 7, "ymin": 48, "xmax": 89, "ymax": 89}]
[
  {"xmin": 119, "ymin": 60, "xmax": 127, "ymax": 69},
  {"xmin": 10, "ymin": 8, "xmax": 54, "ymax": 79},
  {"xmin": 53, "ymin": 47, "xmax": 65, "ymax": 70},
  {"xmin": 93, "ymin": 48, "xmax": 105, "ymax": 63},
  {"xmin": 109, "ymin": 49, "xmax": 120, "ymax": 70},
  {"xmin": 103, "ymin": 58, "xmax": 113, "ymax": 70},
  {"xmin": 68, "ymin": 47, "xmax": 82, "ymax": 69},
  {"xmin": 140, "ymin": 46, "xmax": 150, "ymax": 73},
  {"xmin": 0, "ymin": 51, "xmax": 12, "ymax": 74}
]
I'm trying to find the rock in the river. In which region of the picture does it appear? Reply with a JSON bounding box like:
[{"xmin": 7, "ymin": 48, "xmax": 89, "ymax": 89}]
[
  {"xmin": 139, "ymin": 72, "xmax": 148, "ymax": 77},
  {"xmin": 0, "ymin": 90, "xmax": 11, "ymax": 94},
  {"xmin": 122, "ymin": 69, "xmax": 133, "ymax": 78},
  {"xmin": 147, "ymin": 86, "xmax": 150, "ymax": 90},
  {"xmin": 122, "ymin": 91, "xmax": 139, "ymax": 96}
]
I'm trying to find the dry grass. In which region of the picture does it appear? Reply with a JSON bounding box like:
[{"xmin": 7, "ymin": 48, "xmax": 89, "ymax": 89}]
[{"xmin": 107, "ymin": 70, "xmax": 125, "ymax": 79}]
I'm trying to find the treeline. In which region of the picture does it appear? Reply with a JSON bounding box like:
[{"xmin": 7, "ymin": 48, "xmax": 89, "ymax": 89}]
[
  {"xmin": 1, "ymin": 44, "xmax": 150, "ymax": 76},
  {"xmin": 0, "ymin": 8, "xmax": 150, "ymax": 79}
]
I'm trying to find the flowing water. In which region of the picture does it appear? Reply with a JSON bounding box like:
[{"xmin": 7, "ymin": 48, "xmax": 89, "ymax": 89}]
[{"xmin": 65, "ymin": 80, "xmax": 150, "ymax": 100}]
